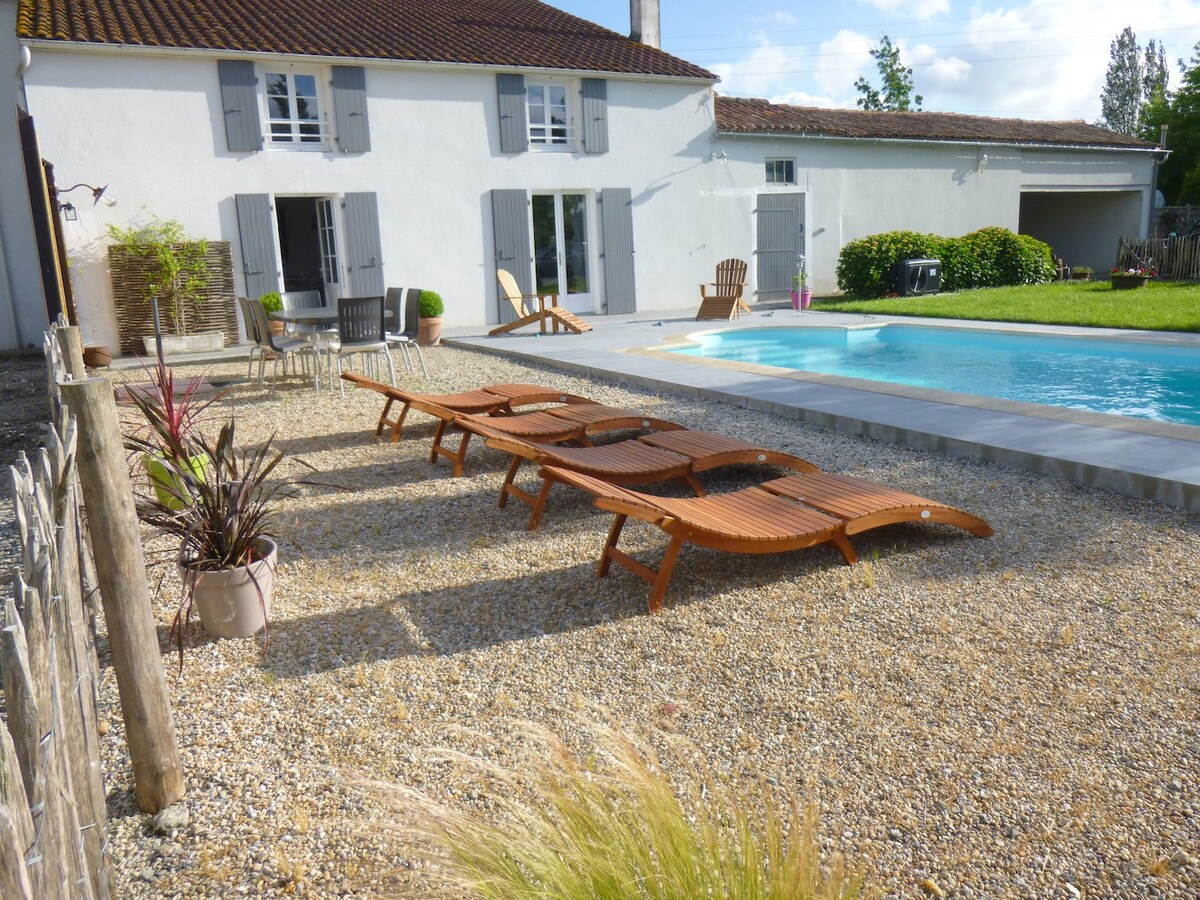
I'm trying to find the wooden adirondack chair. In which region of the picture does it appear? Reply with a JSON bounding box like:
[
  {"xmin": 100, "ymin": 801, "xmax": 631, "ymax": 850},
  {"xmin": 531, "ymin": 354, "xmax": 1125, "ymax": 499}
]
[
  {"xmin": 488, "ymin": 269, "xmax": 594, "ymax": 336},
  {"xmin": 696, "ymin": 258, "xmax": 751, "ymax": 320}
]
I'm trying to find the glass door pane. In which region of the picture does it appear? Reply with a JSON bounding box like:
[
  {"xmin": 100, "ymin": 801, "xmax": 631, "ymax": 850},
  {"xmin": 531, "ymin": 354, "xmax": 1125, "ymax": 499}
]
[
  {"xmin": 531, "ymin": 194, "xmax": 559, "ymax": 295},
  {"xmin": 562, "ymin": 194, "xmax": 589, "ymax": 295}
]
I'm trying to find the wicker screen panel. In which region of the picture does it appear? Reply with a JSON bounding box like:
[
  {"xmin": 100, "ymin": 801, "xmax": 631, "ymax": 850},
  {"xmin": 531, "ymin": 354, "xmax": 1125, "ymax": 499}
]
[{"xmin": 109, "ymin": 241, "xmax": 239, "ymax": 356}]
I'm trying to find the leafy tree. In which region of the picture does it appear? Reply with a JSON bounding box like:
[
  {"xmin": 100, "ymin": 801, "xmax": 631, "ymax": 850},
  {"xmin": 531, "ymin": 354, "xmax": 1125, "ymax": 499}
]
[
  {"xmin": 1100, "ymin": 27, "xmax": 1143, "ymax": 134},
  {"xmin": 1155, "ymin": 42, "xmax": 1200, "ymax": 204},
  {"xmin": 1144, "ymin": 40, "xmax": 1169, "ymax": 102},
  {"xmin": 854, "ymin": 35, "xmax": 922, "ymax": 112}
]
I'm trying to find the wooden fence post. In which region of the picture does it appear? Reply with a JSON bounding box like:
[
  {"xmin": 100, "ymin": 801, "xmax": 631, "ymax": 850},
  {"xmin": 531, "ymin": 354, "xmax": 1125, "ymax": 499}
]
[
  {"xmin": 59, "ymin": 378, "xmax": 184, "ymax": 813},
  {"xmin": 56, "ymin": 327, "xmax": 87, "ymax": 382}
]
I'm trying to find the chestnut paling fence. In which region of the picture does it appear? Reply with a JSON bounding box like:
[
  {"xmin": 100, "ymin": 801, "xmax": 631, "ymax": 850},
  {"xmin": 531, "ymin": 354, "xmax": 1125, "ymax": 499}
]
[
  {"xmin": 1, "ymin": 323, "xmax": 111, "ymax": 898},
  {"xmin": 1116, "ymin": 235, "xmax": 1200, "ymax": 281}
]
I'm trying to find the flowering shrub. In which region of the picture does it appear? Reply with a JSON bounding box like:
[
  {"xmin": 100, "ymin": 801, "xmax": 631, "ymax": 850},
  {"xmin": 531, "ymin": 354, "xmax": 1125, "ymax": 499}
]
[{"xmin": 836, "ymin": 226, "xmax": 1055, "ymax": 297}]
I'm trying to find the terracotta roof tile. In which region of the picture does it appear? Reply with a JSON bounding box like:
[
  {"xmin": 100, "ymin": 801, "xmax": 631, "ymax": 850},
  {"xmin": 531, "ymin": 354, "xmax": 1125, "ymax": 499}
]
[
  {"xmin": 16, "ymin": 0, "xmax": 715, "ymax": 79},
  {"xmin": 715, "ymin": 95, "xmax": 1156, "ymax": 151}
]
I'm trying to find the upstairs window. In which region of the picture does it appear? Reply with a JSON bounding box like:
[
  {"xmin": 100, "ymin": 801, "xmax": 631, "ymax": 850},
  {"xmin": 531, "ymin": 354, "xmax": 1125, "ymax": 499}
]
[
  {"xmin": 264, "ymin": 68, "xmax": 327, "ymax": 148},
  {"xmin": 526, "ymin": 82, "xmax": 572, "ymax": 148},
  {"xmin": 766, "ymin": 158, "xmax": 795, "ymax": 185}
]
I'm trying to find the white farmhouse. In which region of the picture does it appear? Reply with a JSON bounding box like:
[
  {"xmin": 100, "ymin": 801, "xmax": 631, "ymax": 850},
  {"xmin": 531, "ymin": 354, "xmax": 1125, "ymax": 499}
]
[{"xmin": 0, "ymin": 0, "xmax": 1162, "ymax": 352}]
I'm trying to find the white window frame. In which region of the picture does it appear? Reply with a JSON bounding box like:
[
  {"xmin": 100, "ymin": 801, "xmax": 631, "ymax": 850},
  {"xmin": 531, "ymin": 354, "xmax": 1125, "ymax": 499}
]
[
  {"xmin": 261, "ymin": 64, "xmax": 330, "ymax": 151},
  {"xmin": 766, "ymin": 158, "xmax": 796, "ymax": 185},
  {"xmin": 526, "ymin": 79, "xmax": 574, "ymax": 151}
]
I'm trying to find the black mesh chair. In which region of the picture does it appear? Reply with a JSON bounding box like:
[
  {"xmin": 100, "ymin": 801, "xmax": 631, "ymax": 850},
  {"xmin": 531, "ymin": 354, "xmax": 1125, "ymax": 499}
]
[
  {"xmin": 384, "ymin": 287, "xmax": 429, "ymax": 378},
  {"xmin": 332, "ymin": 296, "xmax": 395, "ymax": 397}
]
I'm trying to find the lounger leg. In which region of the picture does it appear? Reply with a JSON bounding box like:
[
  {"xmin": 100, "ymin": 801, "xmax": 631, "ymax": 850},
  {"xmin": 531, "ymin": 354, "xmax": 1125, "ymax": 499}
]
[
  {"xmin": 498, "ymin": 457, "xmax": 523, "ymax": 508},
  {"xmin": 389, "ymin": 403, "xmax": 411, "ymax": 443},
  {"xmin": 598, "ymin": 514, "xmax": 629, "ymax": 578},
  {"xmin": 526, "ymin": 476, "xmax": 555, "ymax": 531},
  {"xmin": 647, "ymin": 536, "xmax": 684, "ymax": 614},
  {"xmin": 681, "ymin": 473, "xmax": 705, "ymax": 497},
  {"xmin": 831, "ymin": 532, "xmax": 857, "ymax": 565},
  {"xmin": 429, "ymin": 420, "xmax": 449, "ymax": 464},
  {"xmin": 376, "ymin": 397, "xmax": 394, "ymax": 438}
]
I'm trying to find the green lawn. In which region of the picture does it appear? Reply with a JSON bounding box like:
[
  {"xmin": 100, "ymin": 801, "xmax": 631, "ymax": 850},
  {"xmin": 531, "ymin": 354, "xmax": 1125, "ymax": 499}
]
[{"xmin": 813, "ymin": 280, "xmax": 1200, "ymax": 332}]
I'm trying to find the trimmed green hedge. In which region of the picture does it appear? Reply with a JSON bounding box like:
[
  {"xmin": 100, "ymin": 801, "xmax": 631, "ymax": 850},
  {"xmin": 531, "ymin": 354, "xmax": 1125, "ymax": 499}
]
[{"xmin": 836, "ymin": 226, "xmax": 1056, "ymax": 297}]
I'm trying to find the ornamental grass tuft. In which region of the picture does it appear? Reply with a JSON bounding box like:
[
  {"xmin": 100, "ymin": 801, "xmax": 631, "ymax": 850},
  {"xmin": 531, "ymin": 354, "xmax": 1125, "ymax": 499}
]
[{"xmin": 366, "ymin": 725, "xmax": 871, "ymax": 900}]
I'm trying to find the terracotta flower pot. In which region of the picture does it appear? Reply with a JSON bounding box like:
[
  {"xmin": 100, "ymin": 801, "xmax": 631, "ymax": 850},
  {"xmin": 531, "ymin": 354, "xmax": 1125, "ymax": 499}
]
[
  {"xmin": 417, "ymin": 316, "xmax": 443, "ymax": 346},
  {"xmin": 82, "ymin": 345, "xmax": 112, "ymax": 367},
  {"xmin": 180, "ymin": 538, "xmax": 277, "ymax": 639}
]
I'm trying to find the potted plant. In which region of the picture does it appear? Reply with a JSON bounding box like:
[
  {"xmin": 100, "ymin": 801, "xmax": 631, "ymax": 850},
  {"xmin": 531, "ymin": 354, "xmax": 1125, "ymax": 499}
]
[
  {"xmin": 130, "ymin": 417, "xmax": 288, "ymax": 649},
  {"xmin": 259, "ymin": 291, "xmax": 286, "ymax": 337},
  {"xmin": 106, "ymin": 218, "xmax": 219, "ymax": 355},
  {"xmin": 125, "ymin": 349, "xmax": 221, "ymax": 511},
  {"xmin": 1070, "ymin": 266, "xmax": 1093, "ymax": 281},
  {"xmin": 796, "ymin": 269, "xmax": 813, "ymax": 310},
  {"xmin": 789, "ymin": 275, "xmax": 800, "ymax": 310},
  {"xmin": 1110, "ymin": 265, "xmax": 1155, "ymax": 289},
  {"xmin": 417, "ymin": 290, "xmax": 444, "ymax": 346}
]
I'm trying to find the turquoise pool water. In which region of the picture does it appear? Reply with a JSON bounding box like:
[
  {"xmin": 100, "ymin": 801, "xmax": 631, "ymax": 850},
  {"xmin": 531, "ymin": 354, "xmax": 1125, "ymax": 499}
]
[{"xmin": 673, "ymin": 325, "xmax": 1200, "ymax": 426}]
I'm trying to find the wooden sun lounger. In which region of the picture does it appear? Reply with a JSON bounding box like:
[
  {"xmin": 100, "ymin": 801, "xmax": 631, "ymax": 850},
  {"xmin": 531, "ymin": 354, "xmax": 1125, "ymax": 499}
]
[
  {"xmin": 439, "ymin": 405, "xmax": 683, "ymax": 477},
  {"xmin": 541, "ymin": 466, "xmax": 993, "ymax": 612},
  {"xmin": 540, "ymin": 466, "xmax": 855, "ymax": 613},
  {"xmin": 481, "ymin": 428, "xmax": 820, "ymax": 530},
  {"xmin": 339, "ymin": 372, "xmax": 591, "ymax": 442},
  {"xmin": 488, "ymin": 269, "xmax": 593, "ymax": 336}
]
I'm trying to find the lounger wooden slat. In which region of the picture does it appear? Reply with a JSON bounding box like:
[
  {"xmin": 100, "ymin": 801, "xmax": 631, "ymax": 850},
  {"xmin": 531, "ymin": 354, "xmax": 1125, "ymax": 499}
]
[
  {"xmin": 541, "ymin": 466, "xmax": 854, "ymax": 612},
  {"xmin": 438, "ymin": 406, "xmax": 684, "ymax": 477},
  {"xmin": 638, "ymin": 430, "xmax": 820, "ymax": 474},
  {"xmin": 339, "ymin": 373, "xmax": 592, "ymax": 442},
  {"xmin": 482, "ymin": 428, "xmax": 820, "ymax": 530},
  {"xmin": 761, "ymin": 473, "xmax": 995, "ymax": 537},
  {"xmin": 484, "ymin": 435, "xmax": 699, "ymax": 529}
]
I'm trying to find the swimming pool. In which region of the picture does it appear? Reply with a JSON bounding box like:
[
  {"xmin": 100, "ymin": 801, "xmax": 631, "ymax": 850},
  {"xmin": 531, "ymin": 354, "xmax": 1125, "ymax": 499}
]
[{"xmin": 672, "ymin": 324, "xmax": 1200, "ymax": 427}]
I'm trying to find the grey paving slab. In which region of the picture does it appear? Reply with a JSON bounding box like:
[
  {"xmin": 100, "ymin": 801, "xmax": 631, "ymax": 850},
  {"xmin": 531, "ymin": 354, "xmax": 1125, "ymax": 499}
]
[{"xmin": 446, "ymin": 310, "xmax": 1200, "ymax": 513}]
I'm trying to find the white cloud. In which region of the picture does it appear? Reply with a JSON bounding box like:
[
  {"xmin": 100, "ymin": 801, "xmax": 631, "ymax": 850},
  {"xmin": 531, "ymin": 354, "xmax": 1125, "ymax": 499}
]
[
  {"xmin": 856, "ymin": 0, "xmax": 950, "ymax": 22},
  {"xmin": 702, "ymin": 0, "xmax": 1200, "ymax": 120}
]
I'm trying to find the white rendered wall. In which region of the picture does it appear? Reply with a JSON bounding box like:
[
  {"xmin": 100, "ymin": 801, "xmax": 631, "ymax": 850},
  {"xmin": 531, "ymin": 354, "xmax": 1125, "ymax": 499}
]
[
  {"xmin": 21, "ymin": 48, "xmax": 729, "ymax": 351},
  {"xmin": 0, "ymin": 0, "xmax": 49, "ymax": 349},
  {"xmin": 707, "ymin": 134, "xmax": 1155, "ymax": 295}
]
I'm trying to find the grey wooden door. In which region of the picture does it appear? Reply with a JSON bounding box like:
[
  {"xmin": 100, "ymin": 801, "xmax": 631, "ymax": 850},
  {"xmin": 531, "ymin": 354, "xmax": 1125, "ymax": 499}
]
[
  {"xmin": 600, "ymin": 188, "xmax": 636, "ymax": 314},
  {"xmin": 234, "ymin": 193, "xmax": 279, "ymax": 300},
  {"xmin": 343, "ymin": 192, "xmax": 385, "ymax": 297},
  {"xmin": 491, "ymin": 189, "xmax": 531, "ymax": 324},
  {"xmin": 756, "ymin": 193, "xmax": 804, "ymax": 300}
]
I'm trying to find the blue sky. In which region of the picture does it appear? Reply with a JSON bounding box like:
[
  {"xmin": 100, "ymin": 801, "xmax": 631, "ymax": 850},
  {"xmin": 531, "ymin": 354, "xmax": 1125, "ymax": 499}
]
[{"xmin": 549, "ymin": 0, "xmax": 1200, "ymax": 122}]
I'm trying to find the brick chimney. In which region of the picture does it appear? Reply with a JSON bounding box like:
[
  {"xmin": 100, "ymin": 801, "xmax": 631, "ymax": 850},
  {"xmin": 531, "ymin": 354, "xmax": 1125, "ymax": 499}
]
[{"xmin": 630, "ymin": 0, "xmax": 660, "ymax": 49}]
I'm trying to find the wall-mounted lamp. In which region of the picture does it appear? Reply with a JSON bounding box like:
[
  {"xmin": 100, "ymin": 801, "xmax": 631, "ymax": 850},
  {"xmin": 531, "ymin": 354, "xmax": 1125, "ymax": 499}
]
[
  {"xmin": 976, "ymin": 151, "xmax": 989, "ymax": 173},
  {"xmin": 709, "ymin": 149, "xmax": 727, "ymax": 162},
  {"xmin": 54, "ymin": 181, "xmax": 116, "ymax": 221}
]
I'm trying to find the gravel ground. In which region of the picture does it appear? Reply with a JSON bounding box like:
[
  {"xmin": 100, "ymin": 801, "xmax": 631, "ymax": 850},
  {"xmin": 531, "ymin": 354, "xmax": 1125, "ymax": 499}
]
[{"xmin": 32, "ymin": 346, "xmax": 1200, "ymax": 897}]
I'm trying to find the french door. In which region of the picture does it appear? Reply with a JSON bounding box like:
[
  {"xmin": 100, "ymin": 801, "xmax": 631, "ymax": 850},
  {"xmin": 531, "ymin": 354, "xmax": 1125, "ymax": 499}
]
[{"xmin": 531, "ymin": 192, "xmax": 592, "ymax": 313}]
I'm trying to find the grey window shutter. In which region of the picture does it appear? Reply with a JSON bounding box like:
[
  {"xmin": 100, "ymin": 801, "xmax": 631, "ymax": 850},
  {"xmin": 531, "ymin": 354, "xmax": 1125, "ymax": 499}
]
[
  {"xmin": 331, "ymin": 66, "xmax": 371, "ymax": 152},
  {"xmin": 580, "ymin": 79, "xmax": 609, "ymax": 154},
  {"xmin": 755, "ymin": 192, "xmax": 803, "ymax": 300},
  {"xmin": 496, "ymin": 74, "xmax": 528, "ymax": 154},
  {"xmin": 235, "ymin": 193, "xmax": 279, "ymax": 300},
  {"xmin": 344, "ymin": 192, "xmax": 385, "ymax": 296},
  {"xmin": 491, "ymin": 189, "xmax": 531, "ymax": 323},
  {"xmin": 600, "ymin": 188, "xmax": 636, "ymax": 314},
  {"xmin": 218, "ymin": 60, "xmax": 263, "ymax": 152}
]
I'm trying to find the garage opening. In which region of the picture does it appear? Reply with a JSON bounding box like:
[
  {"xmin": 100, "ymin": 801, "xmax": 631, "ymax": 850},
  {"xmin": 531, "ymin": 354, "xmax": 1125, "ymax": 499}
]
[{"xmin": 1018, "ymin": 191, "xmax": 1144, "ymax": 273}]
